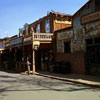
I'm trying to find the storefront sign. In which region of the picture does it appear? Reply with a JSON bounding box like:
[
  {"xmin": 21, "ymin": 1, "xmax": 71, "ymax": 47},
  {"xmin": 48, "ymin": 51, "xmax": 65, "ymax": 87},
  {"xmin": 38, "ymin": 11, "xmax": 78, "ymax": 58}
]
[
  {"xmin": 84, "ymin": 20, "xmax": 100, "ymax": 38},
  {"xmin": 33, "ymin": 41, "xmax": 40, "ymax": 46},
  {"xmin": 10, "ymin": 37, "xmax": 22, "ymax": 46},
  {"xmin": 82, "ymin": 11, "xmax": 100, "ymax": 24}
]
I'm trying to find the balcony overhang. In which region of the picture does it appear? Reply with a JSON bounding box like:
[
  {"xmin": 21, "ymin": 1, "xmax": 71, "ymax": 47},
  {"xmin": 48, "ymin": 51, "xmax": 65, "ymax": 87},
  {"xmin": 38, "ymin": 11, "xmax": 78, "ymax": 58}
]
[
  {"xmin": 33, "ymin": 33, "xmax": 53, "ymax": 42},
  {"xmin": 24, "ymin": 33, "xmax": 53, "ymax": 44},
  {"xmin": 81, "ymin": 11, "xmax": 100, "ymax": 24}
]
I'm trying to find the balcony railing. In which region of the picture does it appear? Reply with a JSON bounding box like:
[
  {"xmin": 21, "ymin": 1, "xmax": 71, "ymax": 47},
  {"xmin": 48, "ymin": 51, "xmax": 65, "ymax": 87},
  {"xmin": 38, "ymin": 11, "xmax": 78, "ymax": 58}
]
[
  {"xmin": 81, "ymin": 11, "xmax": 100, "ymax": 24},
  {"xmin": 33, "ymin": 33, "xmax": 53, "ymax": 41}
]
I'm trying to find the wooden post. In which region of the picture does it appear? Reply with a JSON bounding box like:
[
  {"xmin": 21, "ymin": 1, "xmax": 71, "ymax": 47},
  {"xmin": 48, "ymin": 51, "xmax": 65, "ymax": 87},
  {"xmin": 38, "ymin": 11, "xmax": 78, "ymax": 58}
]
[
  {"xmin": 32, "ymin": 32, "xmax": 36, "ymax": 74},
  {"xmin": 32, "ymin": 49, "xmax": 35, "ymax": 74},
  {"xmin": 22, "ymin": 34, "xmax": 25, "ymax": 72}
]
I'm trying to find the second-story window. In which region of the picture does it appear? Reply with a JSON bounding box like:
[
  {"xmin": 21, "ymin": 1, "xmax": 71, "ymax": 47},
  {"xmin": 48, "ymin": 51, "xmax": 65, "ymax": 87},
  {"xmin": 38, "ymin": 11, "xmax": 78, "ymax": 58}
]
[
  {"xmin": 45, "ymin": 19, "xmax": 50, "ymax": 33},
  {"xmin": 95, "ymin": 0, "xmax": 100, "ymax": 11},
  {"xmin": 31, "ymin": 27, "xmax": 34, "ymax": 32},
  {"xmin": 24, "ymin": 23, "xmax": 29, "ymax": 36},
  {"xmin": 19, "ymin": 28, "xmax": 23, "ymax": 36},
  {"xmin": 36, "ymin": 24, "xmax": 40, "ymax": 33}
]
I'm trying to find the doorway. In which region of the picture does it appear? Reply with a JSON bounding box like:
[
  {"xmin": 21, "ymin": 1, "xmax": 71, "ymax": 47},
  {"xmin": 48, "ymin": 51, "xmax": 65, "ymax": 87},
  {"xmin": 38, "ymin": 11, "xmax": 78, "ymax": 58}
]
[{"xmin": 86, "ymin": 38, "xmax": 100, "ymax": 75}]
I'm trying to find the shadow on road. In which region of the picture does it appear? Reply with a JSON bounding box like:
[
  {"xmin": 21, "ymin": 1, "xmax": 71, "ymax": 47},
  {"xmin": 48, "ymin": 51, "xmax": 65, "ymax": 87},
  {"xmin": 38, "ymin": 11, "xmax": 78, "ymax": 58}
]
[
  {"xmin": 0, "ymin": 71, "xmax": 100, "ymax": 99},
  {"xmin": 0, "ymin": 75, "xmax": 16, "ymax": 78}
]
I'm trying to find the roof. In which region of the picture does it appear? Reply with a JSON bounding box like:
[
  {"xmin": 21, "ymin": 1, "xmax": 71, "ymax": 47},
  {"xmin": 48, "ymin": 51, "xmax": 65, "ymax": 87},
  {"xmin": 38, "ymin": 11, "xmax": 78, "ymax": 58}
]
[
  {"xmin": 54, "ymin": 26, "xmax": 72, "ymax": 33},
  {"xmin": 73, "ymin": 0, "xmax": 90, "ymax": 18},
  {"xmin": 29, "ymin": 10, "xmax": 72, "ymax": 26},
  {"xmin": 51, "ymin": 10, "xmax": 72, "ymax": 16}
]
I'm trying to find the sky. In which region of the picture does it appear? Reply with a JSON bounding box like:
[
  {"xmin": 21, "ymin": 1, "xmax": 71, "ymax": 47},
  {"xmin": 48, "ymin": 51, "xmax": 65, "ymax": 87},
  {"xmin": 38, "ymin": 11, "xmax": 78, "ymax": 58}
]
[{"xmin": 0, "ymin": 0, "xmax": 89, "ymax": 38}]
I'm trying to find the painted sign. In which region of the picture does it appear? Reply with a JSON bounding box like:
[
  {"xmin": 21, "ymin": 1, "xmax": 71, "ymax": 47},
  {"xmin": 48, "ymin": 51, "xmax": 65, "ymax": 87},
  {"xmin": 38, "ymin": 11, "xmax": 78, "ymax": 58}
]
[
  {"xmin": 82, "ymin": 11, "xmax": 100, "ymax": 24},
  {"xmin": 33, "ymin": 41, "xmax": 40, "ymax": 46},
  {"xmin": 10, "ymin": 37, "xmax": 22, "ymax": 46},
  {"xmin": 84, "ymin": 20, "xmax": 100, "ymax": 38}
]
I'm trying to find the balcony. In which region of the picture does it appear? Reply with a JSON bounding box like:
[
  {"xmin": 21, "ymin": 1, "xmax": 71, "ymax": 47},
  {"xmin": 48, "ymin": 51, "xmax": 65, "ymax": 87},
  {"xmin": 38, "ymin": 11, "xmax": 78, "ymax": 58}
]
[
  {"xmin": 81, "ymin": 11, "xmax": 100, "ymax": 24},
  {"xmin": 24, "ymin": 33, "xmax": 53, "ymax": 44},
  {"xmin": 33, "ymin": 33, "xmax": 53, "ymax": 42}
]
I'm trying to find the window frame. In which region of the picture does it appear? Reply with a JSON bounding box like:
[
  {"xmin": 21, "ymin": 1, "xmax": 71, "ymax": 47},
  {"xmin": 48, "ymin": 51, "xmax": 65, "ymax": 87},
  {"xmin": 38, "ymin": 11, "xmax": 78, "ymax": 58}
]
[
  {"xmin": 45, "ymin": 19, "xmax": 50, "ymax": 33},
  {"xmin": 36, "ymin": 23, "xmax": 40, "ymax": 33}
]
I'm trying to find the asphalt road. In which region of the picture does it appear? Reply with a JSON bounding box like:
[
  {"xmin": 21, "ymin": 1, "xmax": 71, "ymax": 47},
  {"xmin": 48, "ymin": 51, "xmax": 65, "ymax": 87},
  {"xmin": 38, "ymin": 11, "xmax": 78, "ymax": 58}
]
[{"xmin": 0, "ymin": 71, "xmax": 100, "ymax": 100}]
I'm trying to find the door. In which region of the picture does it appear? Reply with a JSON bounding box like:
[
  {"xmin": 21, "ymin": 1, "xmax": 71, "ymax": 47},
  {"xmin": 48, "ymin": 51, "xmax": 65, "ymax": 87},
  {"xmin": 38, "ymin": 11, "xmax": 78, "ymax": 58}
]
[{"xmin": 86, "ymin": 46, "xmax": 100, "ymax": 75}]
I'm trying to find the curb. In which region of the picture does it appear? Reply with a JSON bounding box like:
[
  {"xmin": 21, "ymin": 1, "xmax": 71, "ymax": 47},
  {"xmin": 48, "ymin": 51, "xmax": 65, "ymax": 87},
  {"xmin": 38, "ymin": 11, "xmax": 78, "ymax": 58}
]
[{"xmin": 36, "ymin": 73, "xmax": 100, "ymax": 88}]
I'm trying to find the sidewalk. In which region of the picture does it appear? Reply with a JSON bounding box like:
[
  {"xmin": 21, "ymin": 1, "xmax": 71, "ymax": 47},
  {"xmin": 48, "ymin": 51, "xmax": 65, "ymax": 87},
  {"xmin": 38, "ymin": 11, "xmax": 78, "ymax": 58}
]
[{"xmin": 36, "ymin": 71, "xmax": 100, "ymax": 88}]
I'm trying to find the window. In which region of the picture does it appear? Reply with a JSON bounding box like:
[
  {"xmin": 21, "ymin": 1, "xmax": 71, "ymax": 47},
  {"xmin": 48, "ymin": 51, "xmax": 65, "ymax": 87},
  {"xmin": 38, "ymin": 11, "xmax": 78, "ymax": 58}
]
[
  {"xmin": 64, "ymin": 41, "xmax": 71, "ymax": 53},
  {"xmin": 94, "ymin": 38, "xmax": 100, "ymax": 44},
  {"xmin": 36, "ymin": 24, "xmax": 40, "ymax": 33},
  {"xmin": 95, "ymin": 0, "xmax": 100, "ymax": 11},
  {"xmin": 45, "ymin": 19, "xmax": 50, "ymax": 33},
  {"xmin": 31, "ymin": 27, "xmax": 34, "ymax": 32},
  {"xmin": 19, "ymin": 28, "xmax": 23, "ymax": 36},
  {"xmin": 86, "ymin": 39, "xmax": 93, "ymax": 45},
  {"xmin": 24, "ymin": 23, "xmax": 29, "ymax": 35}
]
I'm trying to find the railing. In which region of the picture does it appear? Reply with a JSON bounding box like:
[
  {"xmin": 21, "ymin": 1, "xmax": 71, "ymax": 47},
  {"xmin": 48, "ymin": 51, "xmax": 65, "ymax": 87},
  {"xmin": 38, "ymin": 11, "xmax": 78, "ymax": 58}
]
[
  {"xmin": 33, "ymin": 33, "xmax": 53, "ymax": 41},
  {"xmin": 81, "ymin": 11, "xmax": 100, "ymax": 24}
]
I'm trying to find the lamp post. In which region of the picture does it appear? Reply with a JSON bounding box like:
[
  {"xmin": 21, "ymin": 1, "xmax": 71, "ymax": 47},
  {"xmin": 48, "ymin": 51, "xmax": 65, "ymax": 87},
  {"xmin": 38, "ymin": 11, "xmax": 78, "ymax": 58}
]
[
  {"xmin": 32, "ymin": 32, "xmax": 40, "ymax": 74},
  {"xmin": 32, "ymin": 48, "xmax": 35, "ymax": 74}
]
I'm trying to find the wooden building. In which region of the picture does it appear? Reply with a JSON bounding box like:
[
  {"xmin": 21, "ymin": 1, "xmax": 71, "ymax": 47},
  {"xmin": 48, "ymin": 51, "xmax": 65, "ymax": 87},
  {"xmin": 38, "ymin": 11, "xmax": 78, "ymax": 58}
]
[
  {"xmin": 54, "ymin": 0, "xmax": 100, "ymax": 75},
  {"xmin": 0, "ymin": 11, "xmax": 72, "ymax": 73},
  {"xmin": 0, "ymin": 37, "xmax": 10, "ymax": 70},
  {"xmin": 0, "ymin": 39, "xmax": 5, "ymax": 69},
  {"xmin": 19, "ymin": 11, "xmax": 72, "ymax": 72},
  {"xmin": 72, "ymin": 0, "xmax": 100, "ymax": 75}
]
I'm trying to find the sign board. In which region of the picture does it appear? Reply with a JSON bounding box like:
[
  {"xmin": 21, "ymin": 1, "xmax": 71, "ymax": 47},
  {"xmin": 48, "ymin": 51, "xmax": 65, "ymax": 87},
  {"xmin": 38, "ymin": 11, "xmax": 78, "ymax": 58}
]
[
  {"xmin": 82, "ymin": 11, "xmax": 100, "ymax": 24},
  {"xmin": 10, "ymin": 37, "xmax": 22, "ymax": 46},
  {"xmin": 33, "ymin": 41, "xmax": 40, "ymax": 46}
]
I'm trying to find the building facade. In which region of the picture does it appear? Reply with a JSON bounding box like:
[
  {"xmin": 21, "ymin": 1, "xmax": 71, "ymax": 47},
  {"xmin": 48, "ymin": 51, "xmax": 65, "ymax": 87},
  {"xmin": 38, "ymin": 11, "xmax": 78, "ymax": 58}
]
[
  {"xmin": 54, "ymin": 27, "xmax": 85, "ymax": 74},
  {"xmin": 1, "ymin": 1, "xmax": 99, "ymax": 75},
  {"xmin": 21, "ymin": 11, "xmax": 72, "ymax": 72},
  {"xmin": 72, "ymin": 0, "xmax": 100, "ymax": 75},
  {"xmin": 0, "ymin": 11, "xmax": 72, "ymax": 73},
  {"xmin": 53, "ymin": 0, "xmax": 100, "ymax": 75}
]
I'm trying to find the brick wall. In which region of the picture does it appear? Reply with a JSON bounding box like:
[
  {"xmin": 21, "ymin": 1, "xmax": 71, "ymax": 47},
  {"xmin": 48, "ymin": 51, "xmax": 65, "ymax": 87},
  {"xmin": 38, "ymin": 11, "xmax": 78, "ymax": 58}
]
[{"xmin": 55, "ymin": 53, "xmax": 85, "ymax": 74}]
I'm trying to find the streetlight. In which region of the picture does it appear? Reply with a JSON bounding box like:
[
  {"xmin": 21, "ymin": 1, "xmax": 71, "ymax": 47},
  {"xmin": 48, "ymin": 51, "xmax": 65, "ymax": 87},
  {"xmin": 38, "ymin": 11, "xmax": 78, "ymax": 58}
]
[{"xmin": 32, "ymin": 32, "xmax": 40, "ymax": 74}]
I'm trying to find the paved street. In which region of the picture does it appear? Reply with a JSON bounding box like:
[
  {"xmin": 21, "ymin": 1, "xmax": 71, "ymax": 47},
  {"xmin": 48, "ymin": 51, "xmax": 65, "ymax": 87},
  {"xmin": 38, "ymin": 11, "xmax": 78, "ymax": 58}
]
[{"xmin": 0, "ymin": 71, "xmax": 100, "ymax": 100}]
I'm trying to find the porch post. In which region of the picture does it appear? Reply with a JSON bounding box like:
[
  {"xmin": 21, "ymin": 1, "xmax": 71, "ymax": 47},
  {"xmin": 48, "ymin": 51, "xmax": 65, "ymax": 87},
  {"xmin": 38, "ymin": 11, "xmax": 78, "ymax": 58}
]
[
  {"xmin": 32, "ymin": 48, "xmax": 35, "ymax": 74},
  {"xmin": 32, "ymin": 32, "xmax": 36, "ymax": 74}
]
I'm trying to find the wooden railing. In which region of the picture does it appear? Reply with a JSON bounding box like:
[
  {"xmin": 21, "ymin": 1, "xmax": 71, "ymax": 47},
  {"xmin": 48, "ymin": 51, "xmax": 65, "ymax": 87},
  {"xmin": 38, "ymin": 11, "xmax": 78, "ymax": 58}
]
[{"xmin": 33, "ymin": 33, "xmax": 53, "ymax": 41}]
